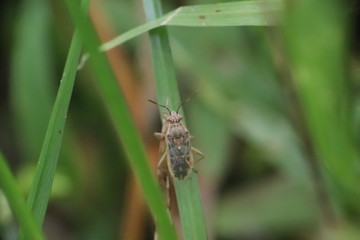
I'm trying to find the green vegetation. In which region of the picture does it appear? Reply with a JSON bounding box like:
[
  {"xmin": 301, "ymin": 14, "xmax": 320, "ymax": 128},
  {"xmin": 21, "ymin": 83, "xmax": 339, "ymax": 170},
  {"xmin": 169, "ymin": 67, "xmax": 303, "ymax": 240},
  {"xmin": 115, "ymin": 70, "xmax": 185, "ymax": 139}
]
[
  {"xmin": 0, "ymin": 154, "xmax": 45, "ymax": 240},
  {"xmin": 1, "ymin": 0, "xmax": 359, "ymax": 239}
]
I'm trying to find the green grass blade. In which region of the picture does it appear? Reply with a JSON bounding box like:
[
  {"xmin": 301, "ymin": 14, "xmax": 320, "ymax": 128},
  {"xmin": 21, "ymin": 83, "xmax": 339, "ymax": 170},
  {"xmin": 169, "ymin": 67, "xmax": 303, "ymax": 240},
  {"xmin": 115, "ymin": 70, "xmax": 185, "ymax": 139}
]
[
  {"xmin": 18, "ymin": 0, "xmax": 90, "ymax": 230},
  {"xmin": 284, "ymin": 0, "xmax": 360, "ymax": 211},
  {"xmin": 101, "ymin": 0, "xmax": 283, "ymax": 52},
  {"xmin": 0, "ymin": 153, "xmax": 46, "ymax": 240},
  {"xmin": 173, "ymin": 178, "xmax": 208, "ymax": 240},
  {"xmin": 162, "ymin": 0, "xmax": 281, "ymax": 27},
  {"xmin": 24, "ymin": 33, "xmax": 82, "ymax": 223},
  {"xmin": 65, "ymin": 1, "xmax": 177, "ymax": 240},
  {"xmin": 100, "ymin": 20, "xmax": 159, "ymax": 52},
  {"xmin": 143, "ymin": 0, "xmax": 208, "ymax": 239}
]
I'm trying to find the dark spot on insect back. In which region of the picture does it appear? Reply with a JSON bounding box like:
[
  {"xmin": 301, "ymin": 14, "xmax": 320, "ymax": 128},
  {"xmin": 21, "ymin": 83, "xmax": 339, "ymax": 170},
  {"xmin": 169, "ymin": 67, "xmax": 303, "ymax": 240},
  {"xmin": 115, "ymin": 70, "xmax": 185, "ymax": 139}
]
[
  {"xmin": 199, "ymin": 15, "xmax": 206, "ymax": 20},
  {"xmin": 215, "ymin": 9, "xmax": 221, "ymax": 13},
  {"xmin": 58, "ymin": 130, "xmax": 62, "ymax": 134},
  {"xmin": 172, "ymin": 156, "xmax": 190, "ymax": 180}
]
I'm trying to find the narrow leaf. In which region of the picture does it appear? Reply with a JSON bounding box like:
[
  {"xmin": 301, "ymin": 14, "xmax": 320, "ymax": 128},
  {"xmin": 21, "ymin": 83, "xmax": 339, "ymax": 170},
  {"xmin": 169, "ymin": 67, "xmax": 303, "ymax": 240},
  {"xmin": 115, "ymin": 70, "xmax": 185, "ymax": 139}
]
[
  {"xmin": 0, "ymin": 153, "xmax": 46, "ymax": 240},
  {"xmin": 18, "ymin": 0, "xmax": 90, "ymax": 232},
  {"xmin": 65, "ymin": 1, "xmax": 177, "ymax": 239},
  {"xmin": 101, "ymin": 0, "xmax": 283, "ymax": 52},
  {"xmin": 142, "ymin": 0, "xmax": 208, "ymax": 239}
]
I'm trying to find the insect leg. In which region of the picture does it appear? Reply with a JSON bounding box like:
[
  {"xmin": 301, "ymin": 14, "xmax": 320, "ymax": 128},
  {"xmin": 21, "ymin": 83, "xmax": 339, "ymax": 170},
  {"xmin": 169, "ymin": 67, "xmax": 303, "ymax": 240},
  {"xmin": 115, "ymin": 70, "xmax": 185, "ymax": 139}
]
[
  {"xmin": 154, "ymin": 132, "xmax": 165, "ymax": 139},
  {"xmin": 191, "ymin": 147, "xmax": 204, "ymax": 162},
  {"xmin": 157, "ymin": 148, "xmax": 172, "ymax": 208},
  {"xmin": 157, "ymin": 149, "xmax": 168, "ymax": 169},
  {"xmin": 184, "ymin": 158, "xmax": 192, "ymax": 167},
  {"xmin": 165, "ymin": 174, "xmax": 171, "ymax": 208},
  {"xmin": 156, "ymin": 148, "xmax": 173, "ymax": 209}
]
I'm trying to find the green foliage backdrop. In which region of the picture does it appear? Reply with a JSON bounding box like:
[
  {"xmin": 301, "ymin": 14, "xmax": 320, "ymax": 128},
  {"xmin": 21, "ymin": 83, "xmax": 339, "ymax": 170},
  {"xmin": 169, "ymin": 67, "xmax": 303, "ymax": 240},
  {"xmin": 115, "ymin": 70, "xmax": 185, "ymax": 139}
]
[{"xmin": 0, "ymin": 0, "xmax": 360, "ymax": 239}]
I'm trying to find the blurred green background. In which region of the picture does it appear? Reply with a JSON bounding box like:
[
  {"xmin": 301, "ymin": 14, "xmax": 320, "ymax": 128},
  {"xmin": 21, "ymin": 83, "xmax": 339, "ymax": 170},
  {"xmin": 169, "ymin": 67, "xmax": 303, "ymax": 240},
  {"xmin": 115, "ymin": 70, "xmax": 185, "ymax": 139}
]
[{"xmin": 1, "ymin": 0, "xmax": 360, "ymax": 239}]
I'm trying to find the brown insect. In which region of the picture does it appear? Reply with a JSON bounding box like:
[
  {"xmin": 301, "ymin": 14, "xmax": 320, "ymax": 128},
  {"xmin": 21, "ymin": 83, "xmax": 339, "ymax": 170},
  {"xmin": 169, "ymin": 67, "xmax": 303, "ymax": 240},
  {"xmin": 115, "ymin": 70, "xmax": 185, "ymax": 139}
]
[{"xmin": 149, "ymin": 93, "xmax": 204, "ymax": 180}]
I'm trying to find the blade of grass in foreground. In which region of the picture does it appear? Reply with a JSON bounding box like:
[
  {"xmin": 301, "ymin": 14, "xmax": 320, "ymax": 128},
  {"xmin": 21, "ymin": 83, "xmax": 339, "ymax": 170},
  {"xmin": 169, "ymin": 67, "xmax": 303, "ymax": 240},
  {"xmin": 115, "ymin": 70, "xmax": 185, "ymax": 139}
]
[
  {"xmin": 143, "ymin": 0, "xmax": 208, "ymax": 239},
  {"xmin": 17, "ymin": 1, "xmax": 90, "ymax": 238},
  {"xmin": 23, "ymin": 0, "xmax": 90, "ymax": 224},
  {"xmin": 101, "ymin": 0, "xmax": 283, "ymax": 52},
  {"xmin": 0, "ymin": 153, "xmax": 46, "ymax": 240},
  {"xmin": 65, "ymin": 1, "xmax": 177, "ymax": 240}
]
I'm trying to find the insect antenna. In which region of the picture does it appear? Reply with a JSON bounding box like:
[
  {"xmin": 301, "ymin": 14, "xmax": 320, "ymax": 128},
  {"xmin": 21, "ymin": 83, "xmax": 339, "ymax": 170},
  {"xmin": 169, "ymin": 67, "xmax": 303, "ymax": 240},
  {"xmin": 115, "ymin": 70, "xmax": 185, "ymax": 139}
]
[
  {"xmin": 148, "ymin": 99, "xmax": 171, "ymax": 114},
  {"xmin": 176, "ymin": 91, "xmax": 198, "ymax": 113}
]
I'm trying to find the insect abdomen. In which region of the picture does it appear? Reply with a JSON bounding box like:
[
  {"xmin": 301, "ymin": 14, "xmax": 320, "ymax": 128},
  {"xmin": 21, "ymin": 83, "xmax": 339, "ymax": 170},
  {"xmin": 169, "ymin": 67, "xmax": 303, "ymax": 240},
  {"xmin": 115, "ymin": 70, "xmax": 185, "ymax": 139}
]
[
  {"xmin": 167, "ymin": 127, "xmax": 191, "ymax": 180},
  {"xmin": 169, "ymin": 155, "xmax": 190, "ymax": 180}
]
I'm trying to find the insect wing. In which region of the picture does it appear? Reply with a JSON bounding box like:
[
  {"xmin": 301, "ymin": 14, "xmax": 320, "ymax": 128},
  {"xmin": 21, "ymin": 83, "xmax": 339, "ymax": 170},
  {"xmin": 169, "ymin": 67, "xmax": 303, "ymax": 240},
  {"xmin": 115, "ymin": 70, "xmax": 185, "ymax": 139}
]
[{"xmin": 167, "ymin": 131, "xmax": 191, "ymax": 180}]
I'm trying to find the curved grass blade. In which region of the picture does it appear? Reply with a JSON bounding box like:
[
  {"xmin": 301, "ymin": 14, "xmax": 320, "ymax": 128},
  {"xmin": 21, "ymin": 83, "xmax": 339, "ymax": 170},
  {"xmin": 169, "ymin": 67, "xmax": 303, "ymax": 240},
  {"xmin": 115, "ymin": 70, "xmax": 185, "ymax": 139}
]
[
  {"xmin": 24, "ymin": 26, "xmax": 85, "ymax": 227},
  {"xmin": 143, "ymin": 0, "xmax": 208, "ymax": 239},
  {"xmin": 65, "ymin": 1, "xmax": 177, "ymax": 240},
  {"xmin": 0, "ymin": 153, "xmax": 46, "ymax": 240},
  {"xmin": 101, "ymin": 0, "xmax": 283, "ymax": 52}
]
